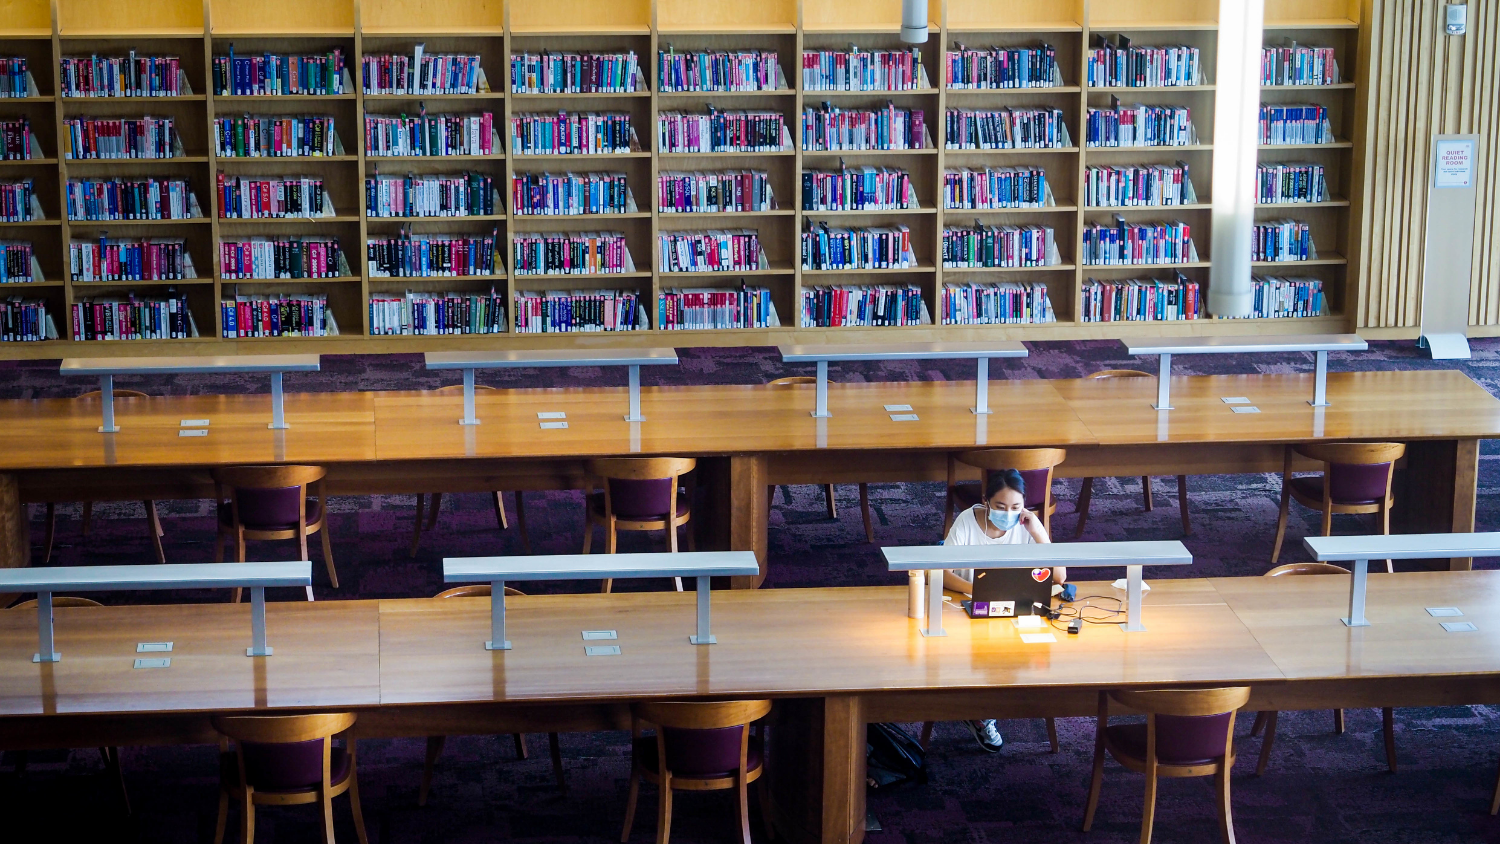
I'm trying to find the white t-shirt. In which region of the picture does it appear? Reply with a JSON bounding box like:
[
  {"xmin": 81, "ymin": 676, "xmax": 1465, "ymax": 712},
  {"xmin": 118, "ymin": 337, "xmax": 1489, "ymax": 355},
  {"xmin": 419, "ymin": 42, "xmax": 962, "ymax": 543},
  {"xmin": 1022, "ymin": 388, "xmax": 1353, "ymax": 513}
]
[{"xmin": 944, "ymin": 505, "xmax": 1036, "ymax": 585}]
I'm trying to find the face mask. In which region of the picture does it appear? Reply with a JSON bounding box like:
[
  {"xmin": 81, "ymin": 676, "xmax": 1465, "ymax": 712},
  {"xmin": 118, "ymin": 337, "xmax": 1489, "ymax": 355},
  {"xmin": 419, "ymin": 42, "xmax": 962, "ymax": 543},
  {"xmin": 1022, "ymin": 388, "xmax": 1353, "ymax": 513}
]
[{"xmin": 987, "ymin": 508, "xmax": 1021, "ymax": 532}]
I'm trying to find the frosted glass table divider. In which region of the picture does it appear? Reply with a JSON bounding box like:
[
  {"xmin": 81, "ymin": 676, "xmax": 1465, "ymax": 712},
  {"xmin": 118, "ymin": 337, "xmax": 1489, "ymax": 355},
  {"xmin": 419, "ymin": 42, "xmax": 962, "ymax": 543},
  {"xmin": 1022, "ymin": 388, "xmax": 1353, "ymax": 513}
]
[
  {"xmin": 60, "ymin": 355, "xmax": 322, "ymax": 432},
  {"xmin": 1122, "ymin": 335, "xmax": 1368, "ymax": 410},
  {"xmin": 883, "ymin": 541, "xmax": 1192, "ymax": 635},
  {"xmin": 1303, "ymin": 533, "xmax": 1500, "ymax": 627},
  {"xmin": 0, "ymin": 562, "xmax": 312, "ymax": 662},
  {"xmin": 777, "ymin": 342, "xmax": 1030, "ymax": 418},
  {"xmin": 424, "ymin": 349, "xmax": 680, "ymax": 425},
  {"xmin": 443, "ymin": 552, "xmax": 759, "ymax": 650}
]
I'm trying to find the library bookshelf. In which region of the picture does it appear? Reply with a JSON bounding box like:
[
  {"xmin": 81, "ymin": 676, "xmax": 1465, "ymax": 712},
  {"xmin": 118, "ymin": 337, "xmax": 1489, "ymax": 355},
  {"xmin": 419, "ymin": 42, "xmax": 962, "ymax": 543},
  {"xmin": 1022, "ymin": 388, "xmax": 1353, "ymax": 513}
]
[{"xmin": 0, "ymin": 0, "xmax": 1364, "ymax": 357}]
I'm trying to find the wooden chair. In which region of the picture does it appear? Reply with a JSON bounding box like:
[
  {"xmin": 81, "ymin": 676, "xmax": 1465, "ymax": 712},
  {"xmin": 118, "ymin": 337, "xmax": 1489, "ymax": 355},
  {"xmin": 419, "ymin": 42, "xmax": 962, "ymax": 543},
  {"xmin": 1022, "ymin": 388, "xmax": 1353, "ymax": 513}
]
[
  {"xmin": 766, "ymin": 377, "xmax": 873, "ymax": 542},
  {"xmin": 621, "ymin": 699, "xmax": 773, "ymax": 844},
  {"xmin": 419, "ymin": 584, "xmax": 566, "ymax": 805},
  {"xmin": 40, "ymin": 389, "xmax": 165, "ymax": 564},
  {"xmin": 1083, "ymin": 686, "xmax": 1251, "ymax": 844},
  {"xmin": 1270, "ymin": 442, "xmax": 1406, "ymax": 569},
  {"xmin": 409, "ymin": 384, "xmax": 529, "ymax": 558},
  {"xmin": 1074, "ymin": 370, "xmax": 1190, "ymax": 539},
  {"xmin": 583, "ymin": 457, "xmax": 696, "ymax": 593},
  {"xmin": 211, "ymin": 711, "xmax": 367, "ymax": 844},
  {"xmin": 1250, "ymin": 562, "xmax": 1396, "ymax": 775},
  {"xmin": 212, "ymin": 465, "xmax": 337, "ymax": 602},
  {"xmin": 943, "ymin": 447, "xmax": 1066, "ymax": 536},
  {"xmin": 5, "ymin": 596, "xmax": 130, "ymax": 813}
]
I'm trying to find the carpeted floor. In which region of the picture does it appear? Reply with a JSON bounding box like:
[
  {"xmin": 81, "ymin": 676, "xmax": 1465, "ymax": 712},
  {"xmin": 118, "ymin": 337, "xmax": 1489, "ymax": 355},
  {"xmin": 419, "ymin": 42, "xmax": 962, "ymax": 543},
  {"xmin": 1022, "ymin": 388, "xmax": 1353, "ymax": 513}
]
[{"xmin": 4, "ymin": 340, "xmax": 1500, "ymax": 843}]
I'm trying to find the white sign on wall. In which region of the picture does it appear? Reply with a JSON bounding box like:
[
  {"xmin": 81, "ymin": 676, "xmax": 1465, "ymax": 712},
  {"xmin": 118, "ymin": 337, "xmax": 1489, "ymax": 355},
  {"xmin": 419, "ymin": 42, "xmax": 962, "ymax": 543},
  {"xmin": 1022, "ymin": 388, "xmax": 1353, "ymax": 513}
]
[{"xmin": 1434, "ymin": 138, "xmax": 1476, "ymax": 188}]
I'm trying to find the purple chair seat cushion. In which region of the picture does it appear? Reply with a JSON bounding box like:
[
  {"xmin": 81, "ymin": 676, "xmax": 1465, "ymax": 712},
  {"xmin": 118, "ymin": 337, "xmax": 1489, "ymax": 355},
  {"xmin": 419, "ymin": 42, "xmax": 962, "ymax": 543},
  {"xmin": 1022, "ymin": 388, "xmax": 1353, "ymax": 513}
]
[
  {"xmin": 587, "ymin": 491, "xmax": 689, "ymax": 522},
  {"xmin": 633, "ymin": 730, "xmax": 762, "ymax": 780},
  {"xmin": 1290, "ymin": 474, "xmax": 1386, "ymax": 507},
  {"xmin": 1106, "ymin": 712, "xmax": 1233, "ymax": 767},
  {"xmin": 222, "ymin": 741, "xmax": 350, "ymax": 794},
  {"xmin": 218, "ymin": 497, "xmax": 323, "ymax": 532}
]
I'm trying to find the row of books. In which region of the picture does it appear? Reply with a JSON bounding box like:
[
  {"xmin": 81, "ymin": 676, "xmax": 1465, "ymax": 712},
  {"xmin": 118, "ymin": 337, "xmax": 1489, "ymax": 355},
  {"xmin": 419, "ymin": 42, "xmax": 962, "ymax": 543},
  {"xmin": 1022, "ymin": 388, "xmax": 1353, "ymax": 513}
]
[
  {"xmin": 801, "ymin": 48, "xmax": 926, "ymax": 92},
  {"xmin": 946, "ymin": 44, "xmax": 1059, "ymax": 90},
  {"xmin": 512, "ymin": 231, "xmax": 630, "ymax": 275},
  {"xmin": 219, "ymin": 237, "xmax": 347, "ymax": 279},
  {"xmin": 1086, "ymin": 40, "xmax": 1202, "ymax": 88},
  {"xmin": 370, "ymin": 290, "xmax": 507, "ymax": 336},
  {"xmin": 65, "ymin": 116, "xmax": 176, "ymax": 160},
  {"xmin": 1085, "ymin": 104, "xmax": 1196, "ymax": 148},
  {"xmin": 800, "ymin": 284, "xmax": 927, "ymax": 327},
  {"xmin": 801, "ymin": 223, "xmax": 915, "ymax": 270},
  {"xmin": 660, "ymin": 170, "xmax": 773, "ymax": 213},
  {"xmin": 217, "ymin": 175, "xmax": 331, "ymax": 219},
  {"xmin": 944, "ymin": 166, "xmax": 1048, "ymax": 209},
  {"xmin": 66, "ymin": 178, "xmax": 197, "ymax": 221},
  {"xmin": 659, "ymin": 110, "xmax": 787, "ymax": 153},
  {"xmin": 1084, "ymin": 163, "xmax": 1196, "ymax": 207},
  {"xmin": 0, "ymin": 180, "xmax": 35, "ymax": 222},
  {"xmin": 513, "ymin": 289, "xmax": 642, "ymax": 332},
  {"xmin": 0, "ymin": 241, "xmax": 35, "ymax": 283},
  {"xmin": 1, "ymin": 117, "xmax": 33, "ymax": 160},
  {"xmin": 61, "ymin": 54, "xmax": 184, "ymax": 98},
  {"xmin": 514, "ymin": 171, "xmax": 629, "ymax": 216},
  {"xmin": 366, "ymin": 113, "xmax": 494, "ymax": 157},
  {"xmin": 73, "ymin": 293, "xmax": 196, "ymax": 340},
  {"xmin": 659, "ymin": 284, "xmax": 779, "ymax": 330},
  {"xmin": 511, "ymin": 51, "xmax": 639, "ymax": 94},
  {"xmin": 511, "ymin": 112, "xmax": 630, "ymax": 155},
  {"xmin": 1082, "ymin": 275, "xmax": 1200, "ymax": 322},
  {"xmin": 1252, "ymin": 220, "xmax": 1315, "ymax": 262},
  {"xmin": 0, "ymin": 58, "xmax": 28, "ymax": 98},
  {"xmin": 214, "ymin": 50, "xmax": 347, "ymax": 96},
  {"xmin": 804, "ymin": 166, "xmax": 915, "ymax": 211},
  {"xmin": 657, "ymin": 230, "xmax": 764, "ymax": 273},
  {"xmin": 802, "ymin": 104, "xmax": 923, "ymax": 151},
  {"xmin": 70, "ymin": 239, "xmax": 195, "ymax": 281},
  {"xmin": 1256, "ymin": 163, "xmax": 1328, "ymax": 204},
  {"xmin": 658, "ymin": 50, "xmax": 780, "ymax": 93},
  {"xmin": 941, "ymin": 281, "xmax": 1056, "ymax": 325},
  {"xmin": 370, "ymin": 173, "xmax": 497, "ymax": 218},
  {"xmin": 0, "ymin": 297, "xmax": 50, "ymax": 341},
  {"xmin": 1262, "ymin": 44, "xmax": 1339, "ymax": 86},
  {"xmin": 221, "ymin": 293, "xmax": 335, "ymax": 337},
  {"xmin": 1235, "ymin": 276, "xmax": 1327, "ymax": 318},
  {"xmin": 942, "ymin": 224, "xmax": 1055, "ymax": 268},
  {"xmin": 214, "ymin": 115, "xmax": 339, "ymax": 158},
  {"xmin": 1259, "ymin": 104, "xmax": 1335, "ymax": 145},
  {"xmin": 944, "ymin": 107, "xmax": 1068, "ymax": 150},
  {"xmin": 1083, "ymin": 220, "xmax": 1196, "ymax": 266},
  {"xmin": 368, "ymin": 233, "xmax": 501, "ymax": 278},
  {"xmin": 364, "ymin": 51, "xmax": 486, "ymax": 95}
]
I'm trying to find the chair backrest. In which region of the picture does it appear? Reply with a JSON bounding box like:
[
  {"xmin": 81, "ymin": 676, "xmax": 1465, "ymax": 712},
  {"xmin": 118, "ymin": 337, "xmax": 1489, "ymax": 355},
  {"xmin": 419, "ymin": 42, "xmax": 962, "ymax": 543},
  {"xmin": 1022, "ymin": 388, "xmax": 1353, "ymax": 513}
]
[
  {"xmin": 434, "ymin": 384, "xmax": 496, "ymax": 393},
  {"xmin": 434, "ymin": 584, "xmax": 524, "ymax": 598},
  {"xmin": 768, "ymin": 376, "xmax": 817, "ymax": 387},
  {"xmin": 633, "ymin": 700, "xmax": 772, "ymax": 778},
  {"xmin": 1293, "ymin": 442, "xmax": 1405, "ymax": 504},
  {"xmin": 213, "ymin": 465, "xmax": 326, "ymax": 530},
  {"xmin": 212, "ymin": 712, "xmax": 356, "ymax": 792},
  {"xmin": 76, "ymin": 389, "xmax": 151, "ymax": 400},
  {"xmin": 9, "ymin": 596, "xmax": 103, "ymax": 609},
  {"xmin": 1265, "ymin": 562, "xmax": 1351, "ymax": 577},
  {"xmin": 1089, "ymin": 369, "xmax": 1154, "ymax": 380},
  {"xmin": 952, "ymin": 448, "xmax": 1066, "ymax": 511},
  {"xmin": 587, "ymin": 457, "xmax": 696, "ymax": 520},
  {"xmin": 1107, "ymin": 687, "xmax": 1250, "ymax": 766}
]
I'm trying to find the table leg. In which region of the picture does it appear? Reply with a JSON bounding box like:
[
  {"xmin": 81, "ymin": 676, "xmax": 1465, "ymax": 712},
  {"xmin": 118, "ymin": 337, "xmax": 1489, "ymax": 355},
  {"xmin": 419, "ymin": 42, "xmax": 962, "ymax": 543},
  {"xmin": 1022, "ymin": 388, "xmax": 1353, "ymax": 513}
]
[
  {"xmin": 1310, "ymin": 350, "xmax": 1330, "ymax": 407},
  {"xmin": 1393, "ymin": 438, "xmax": 1479, "ymax": 570},
  {"xmin": 487, "ymin": 580, "xmax": 511, "ymax": 651},
  {"xmin": 0, "ymin": 473, "xmax": 26, "ymax": 574},
  {"xmin": 767, "ymin": 696, "xmax": 866, "ymax": 844},
  {"xmin": 921, "ymin": 569, "xmax": 945, "ymax": 637},
  {"xmin": 32, "ymin": 591, "xmax": 58, "ymax": 663},
  {"xmin": 268, "ymin": 372, "xmax": 288, "ymax": 430},
  {"xmin": 729, "ymin": 454, "xmax": 768, "ymax": 589},
  {"xmin": 1341, "ymin": 559, "xmax": 1371, "ymax": 627},
  {"xmin": 98, "ymin": 375, "xmax": 119, "ymax": 434},
  {"xmin": 1121, "ymin": 564, "xmax": 1146, "ymax": 632},
  {"xmin": 813, "ymin": 361, "xmax": 831, "ymax": 418},
  {"xmin": 689, "ymin": 575, "xmax": 715, "ymax": 644},
  {"xmin": 459, "ymin": 369, "xmax": 479, "ymax": 426},
  {"xmin": 971, "ymin": 358, "xmax": 991, "ymax": 415},
  {"xmin": 625, "ymin": 365, "xmax": 644, "ymax": 422},
  {"xmin": 247, "ymin": 587, "xmax": 272, "ymax": 657},
  {"xmin": 1152, "ymin": 354, "xmax": 1173, "ymax": 411}
]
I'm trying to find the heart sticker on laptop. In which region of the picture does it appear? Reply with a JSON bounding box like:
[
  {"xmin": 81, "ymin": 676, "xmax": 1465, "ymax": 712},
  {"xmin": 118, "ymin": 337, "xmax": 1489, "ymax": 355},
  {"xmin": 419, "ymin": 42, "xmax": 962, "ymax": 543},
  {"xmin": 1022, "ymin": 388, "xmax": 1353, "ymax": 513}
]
[{"xmin": 1031, "ymin": 568, "xmax": 1051, "ymax": 583}]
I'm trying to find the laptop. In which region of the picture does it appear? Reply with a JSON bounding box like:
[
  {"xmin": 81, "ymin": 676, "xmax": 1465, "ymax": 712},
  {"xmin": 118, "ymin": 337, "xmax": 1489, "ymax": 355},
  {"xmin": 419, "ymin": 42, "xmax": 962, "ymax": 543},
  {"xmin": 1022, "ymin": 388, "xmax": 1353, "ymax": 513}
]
[{"xmin": 967, "ymin": 567, "xmax": 1054, "ymax": 619}]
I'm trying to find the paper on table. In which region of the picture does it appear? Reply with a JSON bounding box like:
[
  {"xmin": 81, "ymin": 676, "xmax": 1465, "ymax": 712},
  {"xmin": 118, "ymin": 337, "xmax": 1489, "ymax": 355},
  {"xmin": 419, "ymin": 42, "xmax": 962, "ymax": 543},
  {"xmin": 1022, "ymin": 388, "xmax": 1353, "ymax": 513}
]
[{"xmin": 1020, "ymin": 633, "xmax": 1057, "ymax": 644}]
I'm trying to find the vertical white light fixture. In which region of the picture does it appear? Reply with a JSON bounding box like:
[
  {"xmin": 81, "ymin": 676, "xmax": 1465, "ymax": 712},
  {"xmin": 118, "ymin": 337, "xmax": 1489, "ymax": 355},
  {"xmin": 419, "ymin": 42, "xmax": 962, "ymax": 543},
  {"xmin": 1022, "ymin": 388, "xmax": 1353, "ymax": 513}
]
[
  {"xmin": 1207, "ymin": 0, "xmax": 1264, "ymax": 317},
  {"xmin": 901, "ymin": 0, "xmax": 929, "ymax": 43}
]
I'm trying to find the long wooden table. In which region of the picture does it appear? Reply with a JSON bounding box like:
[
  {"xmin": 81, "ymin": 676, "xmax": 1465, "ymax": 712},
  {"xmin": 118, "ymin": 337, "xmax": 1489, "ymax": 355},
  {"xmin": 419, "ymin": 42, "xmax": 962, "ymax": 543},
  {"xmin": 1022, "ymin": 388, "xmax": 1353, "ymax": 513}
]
[
  {"xmin": 0, "ymin": 370, "xmax": 1496, "ymax": 581},
  {"xmin": 2, "ymin": 573, "xmax": 1499, "ymax": 844}
]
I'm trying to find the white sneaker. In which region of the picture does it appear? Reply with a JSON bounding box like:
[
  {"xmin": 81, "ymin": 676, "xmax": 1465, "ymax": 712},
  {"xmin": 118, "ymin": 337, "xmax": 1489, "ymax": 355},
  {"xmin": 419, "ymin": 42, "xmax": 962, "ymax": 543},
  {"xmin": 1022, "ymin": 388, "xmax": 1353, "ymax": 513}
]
[{"xmin": 965, "ymin": 719, "xmax": 1004, "ymax": 753}]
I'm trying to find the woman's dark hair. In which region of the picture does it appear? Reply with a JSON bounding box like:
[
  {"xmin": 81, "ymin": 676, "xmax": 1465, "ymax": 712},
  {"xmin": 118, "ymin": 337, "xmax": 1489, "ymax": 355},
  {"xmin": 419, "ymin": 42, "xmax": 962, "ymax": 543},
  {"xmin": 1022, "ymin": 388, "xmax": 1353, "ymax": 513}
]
[{"xmin": 984, "ymin": 469, "xmax": 1025, "ymax": 502}]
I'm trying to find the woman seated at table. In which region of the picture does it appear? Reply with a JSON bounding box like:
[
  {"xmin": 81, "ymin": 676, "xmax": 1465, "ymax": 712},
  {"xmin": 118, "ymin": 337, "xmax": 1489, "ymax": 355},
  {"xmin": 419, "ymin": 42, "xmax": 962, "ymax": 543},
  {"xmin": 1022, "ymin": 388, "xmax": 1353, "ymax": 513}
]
[{"xmin": 942, "ymin": 468, "xmax": 1064, "ymax": 753}]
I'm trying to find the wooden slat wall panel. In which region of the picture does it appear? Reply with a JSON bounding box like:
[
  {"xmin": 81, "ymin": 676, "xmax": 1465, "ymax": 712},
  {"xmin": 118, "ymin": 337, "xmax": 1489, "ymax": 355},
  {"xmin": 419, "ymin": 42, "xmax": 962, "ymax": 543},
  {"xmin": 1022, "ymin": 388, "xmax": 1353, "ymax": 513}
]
[{"xmin": 1357, "ymin": 0, "xmax": 1500, "ymax": 327}]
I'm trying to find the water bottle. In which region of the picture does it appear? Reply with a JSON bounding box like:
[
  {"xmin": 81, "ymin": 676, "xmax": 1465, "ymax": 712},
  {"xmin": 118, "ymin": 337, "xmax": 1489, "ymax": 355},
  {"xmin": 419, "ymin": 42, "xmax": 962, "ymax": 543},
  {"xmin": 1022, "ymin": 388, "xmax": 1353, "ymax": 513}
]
[{"xmin": 908, "ymin": 569, "xmax": 925, "ymax": 619}]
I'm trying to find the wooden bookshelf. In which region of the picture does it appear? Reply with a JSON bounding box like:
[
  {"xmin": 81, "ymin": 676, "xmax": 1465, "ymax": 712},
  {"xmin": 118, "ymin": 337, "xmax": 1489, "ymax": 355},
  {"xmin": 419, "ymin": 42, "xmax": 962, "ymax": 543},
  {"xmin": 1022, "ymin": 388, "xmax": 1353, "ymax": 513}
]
[{"xmin": 0, "ymin": 0, "xmax": 1369, "ymax": 356}]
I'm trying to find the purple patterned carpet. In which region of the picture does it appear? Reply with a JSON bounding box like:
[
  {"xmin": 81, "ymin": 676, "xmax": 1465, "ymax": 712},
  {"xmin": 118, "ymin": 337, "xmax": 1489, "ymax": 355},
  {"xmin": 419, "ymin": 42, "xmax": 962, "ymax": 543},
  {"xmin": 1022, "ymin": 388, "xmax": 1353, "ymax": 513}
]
[{"xmin": 4, "ymin": 340, "xmax": 1500, "ymax": 843}]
